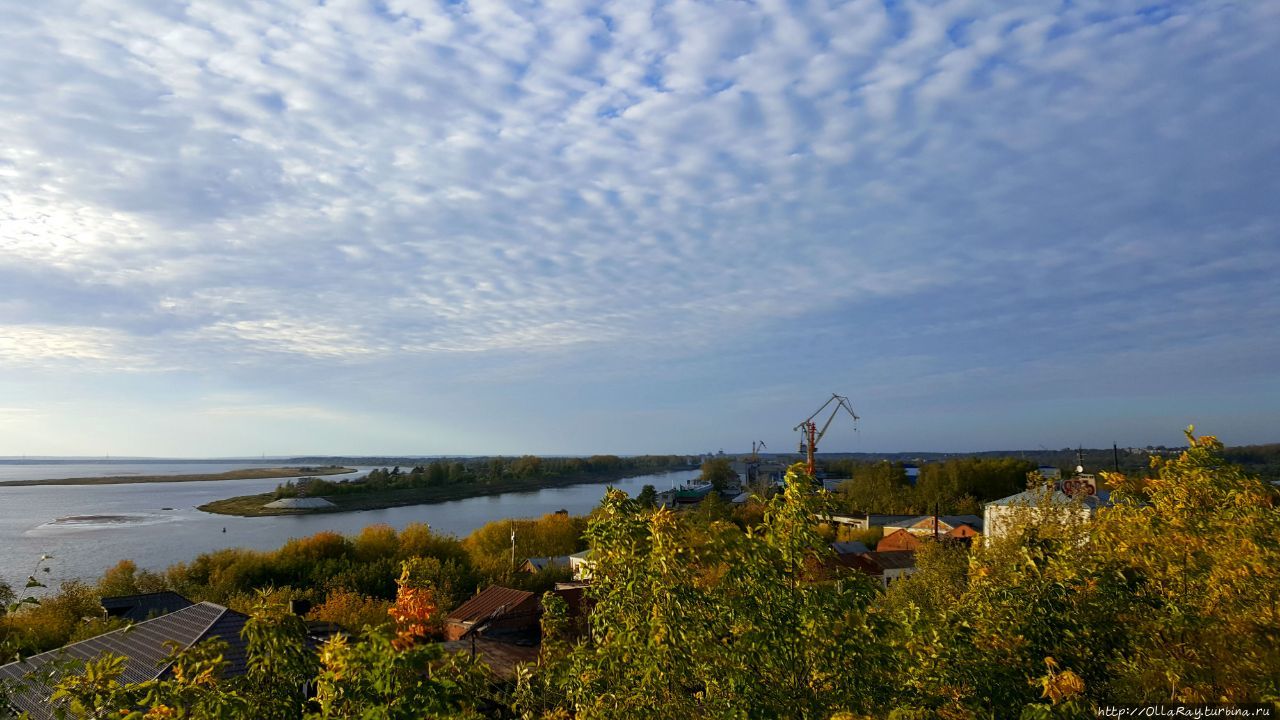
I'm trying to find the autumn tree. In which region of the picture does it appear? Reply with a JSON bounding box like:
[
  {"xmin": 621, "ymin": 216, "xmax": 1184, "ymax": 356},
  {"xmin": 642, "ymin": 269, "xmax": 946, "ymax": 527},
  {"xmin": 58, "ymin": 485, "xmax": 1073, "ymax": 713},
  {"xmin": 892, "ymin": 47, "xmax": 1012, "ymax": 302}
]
[{"xmin": 1094, "ymin": 429, "xmax": 1280, "ymax": 702}]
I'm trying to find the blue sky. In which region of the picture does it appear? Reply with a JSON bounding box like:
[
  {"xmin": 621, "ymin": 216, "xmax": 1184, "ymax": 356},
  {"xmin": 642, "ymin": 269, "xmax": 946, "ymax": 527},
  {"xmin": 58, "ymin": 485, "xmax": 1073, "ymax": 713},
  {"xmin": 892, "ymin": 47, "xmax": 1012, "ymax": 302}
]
[{"xmin": 1, "ymin": 0, "xmax": 1277, "ymax": 456}]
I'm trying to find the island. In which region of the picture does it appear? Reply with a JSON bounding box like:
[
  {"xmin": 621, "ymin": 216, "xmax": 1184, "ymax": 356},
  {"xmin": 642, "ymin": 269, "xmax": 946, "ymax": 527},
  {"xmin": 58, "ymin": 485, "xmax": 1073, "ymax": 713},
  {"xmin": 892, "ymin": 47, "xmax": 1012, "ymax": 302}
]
[
  {"xmin": 0, "ymin": 466, "xmax": 355, "ymax": 487},
  {"xmin": 198, "ymin": 455, "xmax": 693, "ymax": 516}
]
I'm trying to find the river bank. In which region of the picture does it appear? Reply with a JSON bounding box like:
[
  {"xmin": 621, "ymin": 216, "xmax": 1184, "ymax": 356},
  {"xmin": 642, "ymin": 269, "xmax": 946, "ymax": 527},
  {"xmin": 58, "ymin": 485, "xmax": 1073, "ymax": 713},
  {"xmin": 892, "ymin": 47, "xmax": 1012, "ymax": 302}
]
[
  {"xmin": 0, "ymin": 466, "xmax": 354, "ymax": 487},
  {"xmin": 199, "ymin": 465, "xmax": 693, "ymax": 516},
  {"xmin": 0, "ymin": 468, "xmax": 700, "ymax": 585}
]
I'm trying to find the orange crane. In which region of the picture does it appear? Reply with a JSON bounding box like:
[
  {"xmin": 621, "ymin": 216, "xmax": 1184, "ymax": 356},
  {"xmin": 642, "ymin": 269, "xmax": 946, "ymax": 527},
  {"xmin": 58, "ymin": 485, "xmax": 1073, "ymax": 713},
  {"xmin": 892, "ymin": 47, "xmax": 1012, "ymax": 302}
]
[{"xmin": 794, "ymin": 394, "xmax": 859, "ymax": 476}]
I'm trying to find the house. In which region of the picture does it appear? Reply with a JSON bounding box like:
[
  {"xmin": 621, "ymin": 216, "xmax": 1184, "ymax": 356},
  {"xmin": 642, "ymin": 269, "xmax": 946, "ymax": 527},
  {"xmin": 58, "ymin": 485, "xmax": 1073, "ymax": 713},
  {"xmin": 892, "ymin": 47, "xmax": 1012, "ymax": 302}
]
[
  {"xmin": 877, "ymin": 525, "xmax": 978, "ymax": 552},
  {"xmin": 945, "ymin": 523, "xmax": 979, "ymax": 542},
  {"xmin": 0, "ymin": 602, "xmax": 249, "ymax": 720},
  {"xmin": 822, "ymin": 478, "xmax": 847, "ymax": 492},
  {"xmin": 983, "ymin": 486, "xmax": 1113, "ymax": 540},
  {"xmin": 882, "ymin": 515, "xmax": 983, "ymax": 538},
  {"xmin": 444, "ymin": 586, "xmax": 540, "ymax": 642},
  {"xmin": 520, "ymin": 555, "xmax": 570, "ymax": 574},
  {"xmin": 731, "ymin": 461, "xmax": 786, "ymax": 489},
  {"xmin": 858, "ymin": 550, "xmax": 918, "ymax": 588},
  {"xmin": 840, "ymin": 514, "xmax": 921, "ymax": 531},
  {"xmin": 876, "ymin": 528, "xmax": 921, "ymax": 552},
  {"xmin": 100, "ymin": 591, "xmax": 194, "ymax": 622},
  {"xmin": 568, "ymin": 550, "xmax": 595, "ymax": 580}
]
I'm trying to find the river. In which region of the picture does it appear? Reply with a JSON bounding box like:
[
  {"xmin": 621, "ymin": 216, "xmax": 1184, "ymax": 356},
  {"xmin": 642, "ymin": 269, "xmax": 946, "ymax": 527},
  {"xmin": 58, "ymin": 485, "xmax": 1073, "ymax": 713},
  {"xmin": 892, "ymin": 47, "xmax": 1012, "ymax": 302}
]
[{"xmin": 0, "ymin": 463, "xmax": 700, "ymax": 589}]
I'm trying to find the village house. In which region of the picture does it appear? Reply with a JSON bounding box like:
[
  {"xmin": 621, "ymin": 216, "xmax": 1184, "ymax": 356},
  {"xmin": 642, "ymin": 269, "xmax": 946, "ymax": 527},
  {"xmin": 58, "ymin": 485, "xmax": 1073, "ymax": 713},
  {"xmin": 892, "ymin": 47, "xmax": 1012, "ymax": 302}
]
[
  {"xmin": 882, "ymin": 514, "xmax": 983, "ymax": 538},
  {"xmin": 864, "ymin": 550, "xmax": 918, "ymax": 587},
  {"xmin": 841, "ymin": 550, "xmax": 918, "ymax": 588},
  {"xmin": 876, "ymin": 528, "xmax": 921, "ymax": 551},
  {"xmin": 443, "ymin": 585, "xmax": 540, "ymax": 642}
]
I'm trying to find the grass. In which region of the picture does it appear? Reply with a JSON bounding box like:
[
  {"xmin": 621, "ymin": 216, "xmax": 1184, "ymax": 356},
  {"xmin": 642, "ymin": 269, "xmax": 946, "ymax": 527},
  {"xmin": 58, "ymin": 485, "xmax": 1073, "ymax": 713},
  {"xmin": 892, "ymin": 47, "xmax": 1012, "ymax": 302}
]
[
  {"xmin": 199, "ymin": 466, "xmax": 691, "ymax": 517},
  {"xmin": 0, "ymin": 466, "xmax": 355, "ymax": 487}
]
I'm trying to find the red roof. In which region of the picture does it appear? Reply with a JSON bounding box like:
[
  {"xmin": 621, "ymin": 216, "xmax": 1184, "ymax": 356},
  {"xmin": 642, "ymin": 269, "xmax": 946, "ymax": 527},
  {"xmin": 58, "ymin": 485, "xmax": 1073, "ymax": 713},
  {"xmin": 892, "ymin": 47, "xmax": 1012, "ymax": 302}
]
[{"xmin": 447, "ymin": 586, "xmax": 537, "ymax": 625}]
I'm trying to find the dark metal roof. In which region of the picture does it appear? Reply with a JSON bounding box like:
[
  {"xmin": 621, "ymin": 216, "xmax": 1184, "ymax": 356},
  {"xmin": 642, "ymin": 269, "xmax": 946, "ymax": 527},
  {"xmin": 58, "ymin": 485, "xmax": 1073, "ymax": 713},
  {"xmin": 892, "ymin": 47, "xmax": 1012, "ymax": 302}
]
[
  {"xmin": 523, "ymin": 555, "xmax": 570, "ymax": 572},
  {"xmin": 447, "ymin": 586, "xmax": 537, "ymax": 626},
  {"xmin": 0, "ymin": 602, "xmax": 248, "ymax": 720},
  {"xmin": 100, "ymin": 591, "xmax": 194, "ymax": 623},
  {"xmin": 863, "ymin": 550, "xmax": 917, "ymax": 571},
  {"xmin": 830, "ymin": 541, "xmax": 870, "ymax": 556}
]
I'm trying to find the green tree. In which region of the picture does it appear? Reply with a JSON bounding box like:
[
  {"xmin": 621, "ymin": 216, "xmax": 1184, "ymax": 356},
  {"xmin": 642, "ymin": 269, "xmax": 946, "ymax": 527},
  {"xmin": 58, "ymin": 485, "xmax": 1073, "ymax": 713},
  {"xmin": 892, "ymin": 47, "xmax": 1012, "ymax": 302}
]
[
  {"xmin": 636, "ymin": 484, "xmax": 658, "ymax": 508},
  {"xmin": 699, "ymin": 458, "xmax": 737, "ymax": 494},
  {"xmin": 519, "ymin": 464, "xmax": 895, "ymax": 719}
]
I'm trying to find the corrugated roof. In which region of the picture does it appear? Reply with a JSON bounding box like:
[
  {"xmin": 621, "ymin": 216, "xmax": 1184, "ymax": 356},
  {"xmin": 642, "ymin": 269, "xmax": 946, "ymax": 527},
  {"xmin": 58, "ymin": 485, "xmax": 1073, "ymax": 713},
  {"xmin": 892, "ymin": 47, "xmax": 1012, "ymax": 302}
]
[
  {"xmin": 884, "ymin": 514, "xmax": 983, "ymax": 531},
  {"xmin": 866, "ymin": 514, "xmax": 919, "ymax": 526},
  {"xmin": 524, "ymin": 555, "xmax": 570, "ymax": 572},
  {"xmin": 830, "ymin": 541, "xmax": 869, "ymax": 555},
  {"xmin": 986, "ymin": 488, "xmax": 1112, "ymax": 509},
  {"xmin": 0, "ymin": 602, "xmax": 248, "ymax": 720},
  {"xmin": 863, "ymin": 550, "xmax": 917, "ymax": 571},
  {"xmin": 447, "ymin": 586, "xmax": 536, "ymax": 626}
]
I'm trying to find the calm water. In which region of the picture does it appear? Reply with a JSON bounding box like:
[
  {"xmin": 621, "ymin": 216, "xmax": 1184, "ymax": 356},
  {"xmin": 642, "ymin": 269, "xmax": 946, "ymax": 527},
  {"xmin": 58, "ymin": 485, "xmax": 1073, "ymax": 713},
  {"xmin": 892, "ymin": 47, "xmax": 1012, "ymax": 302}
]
[{"xmin": 0, "ymin": 464, "xmax": 699, "ymax": 588}]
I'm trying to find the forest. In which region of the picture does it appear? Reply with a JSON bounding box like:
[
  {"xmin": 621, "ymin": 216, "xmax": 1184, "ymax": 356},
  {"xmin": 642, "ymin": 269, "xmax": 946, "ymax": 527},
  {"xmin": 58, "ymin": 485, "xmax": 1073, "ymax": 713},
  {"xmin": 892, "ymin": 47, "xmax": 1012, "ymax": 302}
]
[
  {"xmin": 201, "ymin": 455, "xmax": 692, "ymax": 515},
  {"xmin": 1, "ymin": 432, "xmax": 1277, "ymax": 717}
]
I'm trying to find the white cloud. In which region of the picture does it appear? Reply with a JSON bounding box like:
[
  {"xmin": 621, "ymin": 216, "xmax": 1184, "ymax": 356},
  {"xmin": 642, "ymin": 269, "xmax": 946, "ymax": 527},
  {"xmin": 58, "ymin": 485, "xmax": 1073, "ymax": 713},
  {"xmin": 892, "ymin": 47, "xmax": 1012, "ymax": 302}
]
[{"xmin": 0, "ymin": 0, "xmax": 1277, "ymax": 451}]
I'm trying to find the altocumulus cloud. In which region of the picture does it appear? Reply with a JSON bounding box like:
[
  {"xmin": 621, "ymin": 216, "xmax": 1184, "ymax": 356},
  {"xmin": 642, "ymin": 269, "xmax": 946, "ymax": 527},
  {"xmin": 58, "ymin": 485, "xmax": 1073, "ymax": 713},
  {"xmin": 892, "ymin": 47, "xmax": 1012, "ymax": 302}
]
[{"xmin": 0, "ymin": 0, "xmax": 1278, "ymax": 453}]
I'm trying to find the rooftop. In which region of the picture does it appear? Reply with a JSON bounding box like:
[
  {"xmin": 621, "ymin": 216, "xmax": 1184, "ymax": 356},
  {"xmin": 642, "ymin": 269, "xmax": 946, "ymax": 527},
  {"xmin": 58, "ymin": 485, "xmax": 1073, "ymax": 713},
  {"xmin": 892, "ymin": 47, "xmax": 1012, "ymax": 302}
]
[
  {"xmin": 0, "ymin": 602, "xmax": 248, "ymax": 720},
  {"xmin": 863, "ymin": 550, "xmax": 917, "ymax": 571},
  {"xmin": 447, "ymin": 586, "xmax": 537, "ymax": 627},
  {"xmin": 987, "ymin": 488, "xmax": 1113, "ymax": 509}
]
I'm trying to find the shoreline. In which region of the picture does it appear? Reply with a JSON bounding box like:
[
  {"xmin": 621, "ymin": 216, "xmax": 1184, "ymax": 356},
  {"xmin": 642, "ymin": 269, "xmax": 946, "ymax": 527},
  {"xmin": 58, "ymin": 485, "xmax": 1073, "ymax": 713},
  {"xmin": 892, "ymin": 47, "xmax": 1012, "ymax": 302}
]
[
  {"xmin": 0, "ymin": 466, "xmax": 356, "ymax": 487},
  {"xmin": 198, "ymin": 466, "xmax": 693, "ymax": 516}
]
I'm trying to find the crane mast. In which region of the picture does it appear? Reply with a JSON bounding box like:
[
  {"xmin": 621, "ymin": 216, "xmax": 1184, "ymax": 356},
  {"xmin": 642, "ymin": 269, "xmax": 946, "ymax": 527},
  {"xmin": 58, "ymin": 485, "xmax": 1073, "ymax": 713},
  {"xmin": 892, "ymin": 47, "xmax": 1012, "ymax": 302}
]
[{"xmin": 793, "ymin": 393, "xmax": 859, "ymax": 477}]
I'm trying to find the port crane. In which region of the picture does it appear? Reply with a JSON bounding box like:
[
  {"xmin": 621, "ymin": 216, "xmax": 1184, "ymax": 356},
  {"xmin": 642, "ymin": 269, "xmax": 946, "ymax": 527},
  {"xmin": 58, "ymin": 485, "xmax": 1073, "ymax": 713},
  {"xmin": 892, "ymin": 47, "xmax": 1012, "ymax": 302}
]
[{"xmin": 794, "ymin": 394, "xmax": 859, "ymax": 476}]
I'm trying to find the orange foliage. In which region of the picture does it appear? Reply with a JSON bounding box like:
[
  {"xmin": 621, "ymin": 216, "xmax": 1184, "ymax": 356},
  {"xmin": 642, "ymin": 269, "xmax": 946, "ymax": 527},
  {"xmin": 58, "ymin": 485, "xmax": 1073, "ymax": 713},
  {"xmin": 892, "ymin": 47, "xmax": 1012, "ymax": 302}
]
[{"xmin": 388, "ymin": 565, "xmax": 439, "ymax": 649}]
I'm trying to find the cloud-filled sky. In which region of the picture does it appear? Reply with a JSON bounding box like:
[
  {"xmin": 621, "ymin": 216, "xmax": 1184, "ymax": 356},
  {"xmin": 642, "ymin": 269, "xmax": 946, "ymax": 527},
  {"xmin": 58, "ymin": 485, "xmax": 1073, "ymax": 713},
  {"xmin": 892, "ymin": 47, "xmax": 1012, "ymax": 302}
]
[{"xmin": 1, "ymin": 0, "xmax": 1278, "ymax": 456}]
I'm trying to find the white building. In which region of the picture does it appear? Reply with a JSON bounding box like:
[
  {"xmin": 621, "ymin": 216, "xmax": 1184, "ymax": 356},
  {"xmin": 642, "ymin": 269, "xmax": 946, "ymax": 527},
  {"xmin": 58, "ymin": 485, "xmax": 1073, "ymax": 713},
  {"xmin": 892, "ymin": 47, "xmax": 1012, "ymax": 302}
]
[
  {"xmin": 983, "ymin": 486, "xmax": 1112, "ymax": 540},
  {"xmin": 568, "ymin": 550, "xmax": 595, "ymax": 581}
]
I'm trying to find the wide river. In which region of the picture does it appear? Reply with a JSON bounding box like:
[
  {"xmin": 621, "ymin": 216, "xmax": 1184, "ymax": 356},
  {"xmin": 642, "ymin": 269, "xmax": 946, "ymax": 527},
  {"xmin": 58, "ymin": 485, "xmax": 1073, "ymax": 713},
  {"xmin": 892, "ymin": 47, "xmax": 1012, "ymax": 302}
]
[{"xmin": 0, "ymin": 462, "xmax": 700, "ymax": 589}]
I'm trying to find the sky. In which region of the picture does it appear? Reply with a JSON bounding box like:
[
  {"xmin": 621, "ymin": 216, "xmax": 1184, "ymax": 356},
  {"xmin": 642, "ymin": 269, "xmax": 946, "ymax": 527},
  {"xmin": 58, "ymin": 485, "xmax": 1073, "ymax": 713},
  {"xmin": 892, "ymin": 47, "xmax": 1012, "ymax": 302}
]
[{"xmin": 1, "ymin": 0, "xmax": 1278, "ymax": 457}]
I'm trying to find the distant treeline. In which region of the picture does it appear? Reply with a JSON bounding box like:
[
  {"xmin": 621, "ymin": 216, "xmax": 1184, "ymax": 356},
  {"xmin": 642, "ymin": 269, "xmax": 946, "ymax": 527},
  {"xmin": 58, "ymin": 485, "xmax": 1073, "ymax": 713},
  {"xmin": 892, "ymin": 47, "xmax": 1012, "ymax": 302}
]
[
  {"xmin": 1223, "ymin": 443, "xmax": 1280, "ymax": 480},
  {"xmin": 275, "ymin": 454, "xmax": 691, "ymax": 499},
  {"xmin": 821, "ymin": 457, "xmax": 1039, "ymax": 516}
]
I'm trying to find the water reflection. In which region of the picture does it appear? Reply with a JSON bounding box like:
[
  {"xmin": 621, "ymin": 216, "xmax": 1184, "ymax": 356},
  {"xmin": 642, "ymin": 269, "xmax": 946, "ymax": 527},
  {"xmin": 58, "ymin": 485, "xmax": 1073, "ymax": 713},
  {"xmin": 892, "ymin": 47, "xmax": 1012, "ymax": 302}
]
[{"xmin": 0, "ymin": 467, "xmax": 699, "ymax": 588}]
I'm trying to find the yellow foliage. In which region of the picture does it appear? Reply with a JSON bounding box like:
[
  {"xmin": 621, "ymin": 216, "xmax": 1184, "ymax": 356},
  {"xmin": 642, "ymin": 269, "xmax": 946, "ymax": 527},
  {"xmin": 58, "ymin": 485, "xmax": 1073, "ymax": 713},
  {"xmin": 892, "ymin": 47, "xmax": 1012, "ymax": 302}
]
[{"xmin": 307, "ymin": 588, "xmax": 392, "ymax": 632}]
